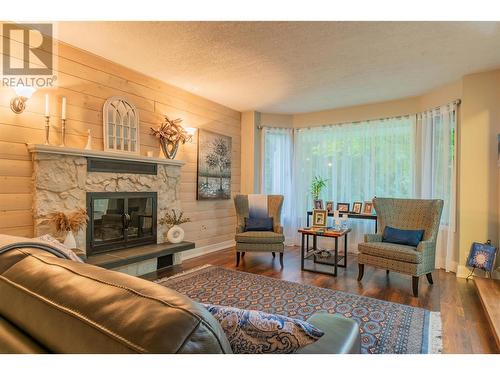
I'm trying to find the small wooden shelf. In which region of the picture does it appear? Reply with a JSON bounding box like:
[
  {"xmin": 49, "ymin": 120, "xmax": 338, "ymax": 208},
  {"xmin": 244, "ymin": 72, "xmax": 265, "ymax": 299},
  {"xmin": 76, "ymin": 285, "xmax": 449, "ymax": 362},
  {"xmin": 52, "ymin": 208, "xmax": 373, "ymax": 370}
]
[{"xmin": 474, "ymin": 277, "xmax": 500, "ymax": 352}]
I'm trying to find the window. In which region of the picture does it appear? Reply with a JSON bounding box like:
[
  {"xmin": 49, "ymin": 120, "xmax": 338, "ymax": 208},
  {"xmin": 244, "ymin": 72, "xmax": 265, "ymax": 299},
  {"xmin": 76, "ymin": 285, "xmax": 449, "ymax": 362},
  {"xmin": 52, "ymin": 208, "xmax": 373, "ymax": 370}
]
[
  {"xmin": 103, "ymin": 96, "xmax": 139, "ymax": 154},
  {"xmin": 293, "ymin": 117, "xmax": 415, "ymax": 211},
  {"xmin": 262, "ymin": 117, "xmax": 415, "ymax": 246}
]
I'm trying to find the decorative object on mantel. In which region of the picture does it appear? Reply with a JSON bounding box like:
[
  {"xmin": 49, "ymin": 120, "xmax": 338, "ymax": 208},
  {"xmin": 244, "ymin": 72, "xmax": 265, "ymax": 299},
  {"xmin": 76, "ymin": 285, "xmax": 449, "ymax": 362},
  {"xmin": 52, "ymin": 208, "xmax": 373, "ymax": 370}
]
[
  {"xmin": 197, "ymin": 129, "xmax": 232, "ymax": 200},
  {"xmin": 466, "ymin": 240, "xmax": 498, "ymax": 280},
  {"xmin": 10, "ymin": 85, "xmax": 36, "ymax": 114},
  {"xmin": 103, "ymin": 96, "xmax": 139, "ymax": 154},
  {"xmin": 60, "ymin": 96, "xmax": 67, "ymax": 147},
  {"xmin": 44, "ymin": 94, "xmax": 50, "ymax": 145},
  {"xmin": 84, "ymin": 129, "xmax": 92, "ymax": 150},
  {"xmin": 49, "ymin": 208, "xmax": 88, "ymax": 249},
  {"xmin": 151, "ymin": 116, "xmax": 192, "ymax": 160},
  {"xmin": 160, "ymin": 209, "xmax": 191, "ymax": 244}
]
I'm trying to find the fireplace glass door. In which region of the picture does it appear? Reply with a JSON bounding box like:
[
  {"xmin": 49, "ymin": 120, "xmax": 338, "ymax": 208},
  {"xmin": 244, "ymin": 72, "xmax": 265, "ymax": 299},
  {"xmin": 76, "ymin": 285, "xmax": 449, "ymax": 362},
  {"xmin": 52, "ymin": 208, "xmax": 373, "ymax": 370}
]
[{"xmin": 87, "ymin": 192, "xmax": 157, "ymax": 255}]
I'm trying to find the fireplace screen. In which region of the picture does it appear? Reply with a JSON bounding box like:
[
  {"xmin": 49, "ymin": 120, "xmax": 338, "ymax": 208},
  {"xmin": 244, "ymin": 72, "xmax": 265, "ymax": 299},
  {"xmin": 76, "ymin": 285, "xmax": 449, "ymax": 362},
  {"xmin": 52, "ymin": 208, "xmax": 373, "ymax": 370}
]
[{"xmin": 86, "ymin": 192, "xmax": 157, "ymax": 255}]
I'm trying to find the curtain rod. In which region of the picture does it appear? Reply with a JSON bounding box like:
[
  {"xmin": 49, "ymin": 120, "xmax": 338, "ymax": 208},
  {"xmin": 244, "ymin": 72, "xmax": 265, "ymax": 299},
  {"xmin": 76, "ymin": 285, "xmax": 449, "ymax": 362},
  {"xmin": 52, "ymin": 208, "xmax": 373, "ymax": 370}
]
[
  {"xmin": 420, "ymin": 99, "xmax": 461, "ymax": 114},
  {"xmin": 257, "ymin": 99, "xmax": 461, "ymax": 130}
]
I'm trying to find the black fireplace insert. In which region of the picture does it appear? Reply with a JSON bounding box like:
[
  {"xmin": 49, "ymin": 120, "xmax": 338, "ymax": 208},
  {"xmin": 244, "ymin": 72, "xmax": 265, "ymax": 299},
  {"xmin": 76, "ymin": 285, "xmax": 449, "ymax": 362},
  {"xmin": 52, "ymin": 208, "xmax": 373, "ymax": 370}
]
[{"xmin": 86, "ymin": 192, "xmax": 157, "ymax": 255}]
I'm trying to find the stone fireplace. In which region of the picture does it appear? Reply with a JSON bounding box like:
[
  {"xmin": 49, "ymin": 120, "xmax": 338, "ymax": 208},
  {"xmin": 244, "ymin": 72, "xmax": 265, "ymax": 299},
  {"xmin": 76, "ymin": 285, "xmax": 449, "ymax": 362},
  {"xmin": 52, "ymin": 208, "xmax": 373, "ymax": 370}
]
[{"xmin": 28, "ymin": 144, "xmax": 184, "ymax": 259}]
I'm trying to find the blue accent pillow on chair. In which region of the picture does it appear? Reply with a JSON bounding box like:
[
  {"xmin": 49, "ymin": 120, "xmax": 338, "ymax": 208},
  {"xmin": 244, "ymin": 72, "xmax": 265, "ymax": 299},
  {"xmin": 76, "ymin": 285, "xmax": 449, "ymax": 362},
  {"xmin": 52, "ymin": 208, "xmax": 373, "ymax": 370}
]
[
  {"xmin": 202, "ymin": 304, "xmax": 324, "ymax": 354},
  {"xmin": 382, "ymin": 226, "xmax": 424, "ymax": 247},
  {"xmin": 244, "ymin": 217, "xmax": 273, "ymax": 231}
]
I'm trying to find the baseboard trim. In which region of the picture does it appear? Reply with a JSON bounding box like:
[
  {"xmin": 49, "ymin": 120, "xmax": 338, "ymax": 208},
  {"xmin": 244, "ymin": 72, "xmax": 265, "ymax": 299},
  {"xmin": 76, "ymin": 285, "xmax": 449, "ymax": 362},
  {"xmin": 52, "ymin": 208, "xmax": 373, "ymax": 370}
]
[{"xmin": 181, "ymin": 240, "xmax": 235, "ymax": 261}]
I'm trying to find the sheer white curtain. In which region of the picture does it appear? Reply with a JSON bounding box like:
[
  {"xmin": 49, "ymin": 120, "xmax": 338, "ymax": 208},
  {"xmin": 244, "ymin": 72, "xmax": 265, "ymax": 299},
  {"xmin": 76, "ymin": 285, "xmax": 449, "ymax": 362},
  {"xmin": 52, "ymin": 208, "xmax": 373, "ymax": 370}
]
[
  {"xmin": 416, "ymin": 103, "xmax": 458, "ymax": 272},
  {"xmin": 261, "ymin": 127, "xmax": 295, "ymax": 244},
  {"xmin": 291, "ymin": 117, "xmax": 415, "ymax": 249},
  {"xmin": 261, "ymin": 107, "xmax": 458, "ymax": 271}
]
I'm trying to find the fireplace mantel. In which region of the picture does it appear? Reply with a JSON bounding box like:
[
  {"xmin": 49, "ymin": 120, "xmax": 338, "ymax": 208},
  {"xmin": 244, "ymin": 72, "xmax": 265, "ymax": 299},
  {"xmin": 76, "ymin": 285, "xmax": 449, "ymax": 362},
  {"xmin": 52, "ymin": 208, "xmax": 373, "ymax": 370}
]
[{"xmin": 27, "ymin": 144, "xmax": 185, "ymax": 167}]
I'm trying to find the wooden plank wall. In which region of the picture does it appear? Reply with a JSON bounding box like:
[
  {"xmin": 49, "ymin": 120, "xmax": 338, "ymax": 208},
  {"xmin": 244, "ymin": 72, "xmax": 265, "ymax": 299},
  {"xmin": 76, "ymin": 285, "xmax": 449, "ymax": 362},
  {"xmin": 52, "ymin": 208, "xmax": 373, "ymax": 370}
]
[{"xmin": 0, "ymin": 35, "xmax": 241, "ymax": 249}]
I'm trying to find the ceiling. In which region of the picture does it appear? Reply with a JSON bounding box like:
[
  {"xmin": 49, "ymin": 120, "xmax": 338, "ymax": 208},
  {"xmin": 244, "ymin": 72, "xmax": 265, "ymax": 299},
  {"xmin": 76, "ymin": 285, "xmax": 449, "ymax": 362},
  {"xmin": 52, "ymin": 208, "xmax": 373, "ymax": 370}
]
[{"xmin": 56, "ymin": 21, "xmax": 500, "ymax": 114}]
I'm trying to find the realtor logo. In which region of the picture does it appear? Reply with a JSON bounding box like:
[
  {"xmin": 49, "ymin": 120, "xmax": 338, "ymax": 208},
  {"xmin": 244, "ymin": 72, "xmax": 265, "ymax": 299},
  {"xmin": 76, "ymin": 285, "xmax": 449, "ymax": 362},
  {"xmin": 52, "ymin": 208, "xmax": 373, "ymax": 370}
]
[{"xmin": 2, "ymin": 23, "xmax": 53, "ymax": 76}]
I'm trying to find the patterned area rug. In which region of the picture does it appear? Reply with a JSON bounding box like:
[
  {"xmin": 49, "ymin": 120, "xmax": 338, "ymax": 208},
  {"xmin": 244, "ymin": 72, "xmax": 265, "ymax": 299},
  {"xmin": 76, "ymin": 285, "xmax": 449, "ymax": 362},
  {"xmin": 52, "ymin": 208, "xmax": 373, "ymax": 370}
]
[{"xmin": 156, "ymin": 265, "xmax": 442, "ymax": 354}]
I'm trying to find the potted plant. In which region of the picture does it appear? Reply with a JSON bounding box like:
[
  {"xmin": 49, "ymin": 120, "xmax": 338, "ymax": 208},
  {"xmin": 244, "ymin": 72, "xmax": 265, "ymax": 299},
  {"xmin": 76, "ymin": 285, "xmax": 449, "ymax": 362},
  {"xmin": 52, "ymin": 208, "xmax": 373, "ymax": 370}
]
[
  {"xmin": 160, "ymin": 209, "xmax": 191, "ymax": 243},
  {"xmin": 310, "ymin": 175, "xmax": 328, "ymax": 201},
  {"xmin": 50, "ymin": 208, "xmax": 88, "ymax": 249}
]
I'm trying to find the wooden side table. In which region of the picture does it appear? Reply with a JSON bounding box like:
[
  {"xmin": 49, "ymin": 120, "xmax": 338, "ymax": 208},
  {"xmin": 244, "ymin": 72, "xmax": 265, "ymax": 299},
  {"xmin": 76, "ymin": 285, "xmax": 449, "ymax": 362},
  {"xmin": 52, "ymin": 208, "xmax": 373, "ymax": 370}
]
[{"xmin": 298, "ymin": 227, "xmax": 351, "ymax": 276}]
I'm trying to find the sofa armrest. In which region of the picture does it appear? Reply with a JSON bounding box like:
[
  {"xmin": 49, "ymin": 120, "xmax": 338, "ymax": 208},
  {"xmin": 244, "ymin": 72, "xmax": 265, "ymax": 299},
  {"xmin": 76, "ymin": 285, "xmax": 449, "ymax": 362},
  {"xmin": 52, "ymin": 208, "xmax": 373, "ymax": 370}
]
[
  {"xmin": 295, "ymin": 313, "xmax": 360, "ymax": 354},
  {"xmin": 364, "ymin": 233, "xmax": 383, "ymax": 243}
]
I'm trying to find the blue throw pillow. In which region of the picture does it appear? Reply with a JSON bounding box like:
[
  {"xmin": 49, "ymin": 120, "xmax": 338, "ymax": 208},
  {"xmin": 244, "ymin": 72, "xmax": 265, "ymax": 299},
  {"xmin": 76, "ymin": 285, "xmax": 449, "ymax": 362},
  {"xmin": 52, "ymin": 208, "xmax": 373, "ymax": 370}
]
[
  {"xmin": 203, "ymin": 304, "xmax": 324, "ymax": 354},
  {"xmin": 382, "ymin": 226, "xmax": 424, "ymax": 247},
  {"xmin": 244, "ymin": 217, "xmax": 273, "ymax": 231}
]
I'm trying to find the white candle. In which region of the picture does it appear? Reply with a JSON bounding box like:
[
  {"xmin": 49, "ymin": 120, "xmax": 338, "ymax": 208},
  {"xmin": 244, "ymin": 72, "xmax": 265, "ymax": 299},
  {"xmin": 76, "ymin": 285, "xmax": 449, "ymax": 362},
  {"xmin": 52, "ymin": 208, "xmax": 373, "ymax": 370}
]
[
  {"xmin": 44, "ymin": 94, "xmax": 49, "ymax": 116},
  {"xmin": 61, "ymin": 97, "xmax": 66, "ymax": 120}
]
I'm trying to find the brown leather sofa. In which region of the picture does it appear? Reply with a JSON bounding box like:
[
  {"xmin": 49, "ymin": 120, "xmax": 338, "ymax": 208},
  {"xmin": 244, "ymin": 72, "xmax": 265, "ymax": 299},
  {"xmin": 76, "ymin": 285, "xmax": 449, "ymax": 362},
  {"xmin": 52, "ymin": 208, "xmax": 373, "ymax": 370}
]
[{"xmin": 0, "ymin": 245, "xmax": 360, "ymax": 354}]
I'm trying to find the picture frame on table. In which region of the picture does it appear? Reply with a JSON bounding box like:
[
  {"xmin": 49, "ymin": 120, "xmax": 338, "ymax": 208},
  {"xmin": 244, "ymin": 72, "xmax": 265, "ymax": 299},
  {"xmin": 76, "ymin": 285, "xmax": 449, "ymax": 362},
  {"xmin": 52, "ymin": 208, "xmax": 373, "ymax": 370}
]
[
  {"xmin": 363, "ymin": 201, "xmax": 374, "ymax": 214},
  {"xmin": 352, "ymin": 201, "xmax": 362, "ymax": 214},
  {"xmin": 313, "ymin": 199, "xmax": 323, "ymax": 210},
  {"xmin": 325, "ymin": 201, "xmax": 334, "ymax": 213},
  {"xmin": 336, "ymin": 202, "xmax": 350, "ymax": 213},
  {"xmin": 312, "ymin": 209, "xmax": 328, "ymax": 227}
]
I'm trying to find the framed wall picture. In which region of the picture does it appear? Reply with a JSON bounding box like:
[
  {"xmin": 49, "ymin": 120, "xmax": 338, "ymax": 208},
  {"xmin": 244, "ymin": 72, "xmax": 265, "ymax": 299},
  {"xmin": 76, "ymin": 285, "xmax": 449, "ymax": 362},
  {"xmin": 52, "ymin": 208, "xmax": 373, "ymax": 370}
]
[
  {"xmin": 312, "ymin": 209, "xmax": 328, "ymax": 227},
  {"xmin": 363, "ymin": 201, "xmax": 374, "ymax": 214},
  {"xmin": 325, "ymin": 201, "xmax": 334, "ymax": 213},
  {"xmin": 352, "ymin": 202, "xmax": 362, "ymax": 214},
  {"xmin": 313, "ymin": 199, "xmax": 324, "ymax": 210},
  {"xmin": 466, "ymin": 242, "xmax": 497, "ymax": 273},
  {"xmin": 336, "ymin": 202, "xmax": 350, "ymax": 213},
  {"xmin": 197, "ymin": 129, "xmax": 232, "ymax": 200}
]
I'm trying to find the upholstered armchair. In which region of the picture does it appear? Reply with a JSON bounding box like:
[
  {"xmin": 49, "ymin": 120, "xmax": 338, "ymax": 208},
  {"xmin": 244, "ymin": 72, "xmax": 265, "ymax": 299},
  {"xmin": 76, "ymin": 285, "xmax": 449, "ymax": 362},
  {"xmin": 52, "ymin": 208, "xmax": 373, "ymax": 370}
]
[
  {"xmin": 233, "ymin": 194, "xmax": 285, "ymax": 268},
  {"xmin": 357, "ymin": 197, "xmax": 443, "ymax": 297}
]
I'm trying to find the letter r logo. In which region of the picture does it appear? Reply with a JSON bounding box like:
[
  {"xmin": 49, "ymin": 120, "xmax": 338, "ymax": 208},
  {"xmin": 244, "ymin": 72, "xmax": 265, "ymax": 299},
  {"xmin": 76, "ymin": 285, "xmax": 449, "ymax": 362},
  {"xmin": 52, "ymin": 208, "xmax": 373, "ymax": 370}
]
[{"xmin": 2, "ymin": 23, "xmax": 53, "ymax": 75}]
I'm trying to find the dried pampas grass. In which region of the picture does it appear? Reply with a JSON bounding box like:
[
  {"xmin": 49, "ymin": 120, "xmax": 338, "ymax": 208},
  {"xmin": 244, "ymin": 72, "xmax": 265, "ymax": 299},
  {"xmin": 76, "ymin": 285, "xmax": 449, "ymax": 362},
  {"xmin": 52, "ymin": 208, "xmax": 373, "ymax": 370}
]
[{"xmin": 51, "ymin": 208, "xmax": 88, "ymax": 233}]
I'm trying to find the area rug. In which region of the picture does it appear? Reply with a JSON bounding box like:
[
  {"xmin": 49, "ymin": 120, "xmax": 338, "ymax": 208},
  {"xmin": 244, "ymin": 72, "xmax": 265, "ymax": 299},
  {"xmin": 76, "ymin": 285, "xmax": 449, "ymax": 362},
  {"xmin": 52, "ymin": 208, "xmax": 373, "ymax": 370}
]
[{"xmin": 156, "ymin": 265, "xmax": 442, "ymax": 354}]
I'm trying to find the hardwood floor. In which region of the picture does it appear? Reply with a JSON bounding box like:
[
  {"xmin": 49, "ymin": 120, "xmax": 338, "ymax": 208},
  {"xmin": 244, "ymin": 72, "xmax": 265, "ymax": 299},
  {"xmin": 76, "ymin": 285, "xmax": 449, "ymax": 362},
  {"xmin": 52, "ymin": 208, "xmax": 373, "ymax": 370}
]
[{"xmin": 143, "ymin": 245, "xmax": 498, "ymax": 354}]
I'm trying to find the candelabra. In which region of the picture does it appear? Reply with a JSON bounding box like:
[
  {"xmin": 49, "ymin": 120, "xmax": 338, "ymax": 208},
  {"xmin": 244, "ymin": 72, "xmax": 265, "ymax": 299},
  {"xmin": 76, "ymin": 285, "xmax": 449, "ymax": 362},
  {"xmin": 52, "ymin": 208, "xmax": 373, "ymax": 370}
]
[
  {"xmin": 44, "ymin": 115, "xmax": 50, "ymax": 145},
  {"xmin": 60, "ymin": 119, "xmax": 66, "ymax": 147}
]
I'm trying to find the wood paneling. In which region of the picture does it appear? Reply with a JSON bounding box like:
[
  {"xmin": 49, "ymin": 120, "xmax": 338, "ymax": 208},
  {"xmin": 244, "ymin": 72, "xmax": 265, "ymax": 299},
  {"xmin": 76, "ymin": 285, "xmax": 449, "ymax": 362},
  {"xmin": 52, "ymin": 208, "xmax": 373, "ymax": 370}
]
[{"xmin": 0, "ymin": 37, "xmax": 241, "ymax": 247}]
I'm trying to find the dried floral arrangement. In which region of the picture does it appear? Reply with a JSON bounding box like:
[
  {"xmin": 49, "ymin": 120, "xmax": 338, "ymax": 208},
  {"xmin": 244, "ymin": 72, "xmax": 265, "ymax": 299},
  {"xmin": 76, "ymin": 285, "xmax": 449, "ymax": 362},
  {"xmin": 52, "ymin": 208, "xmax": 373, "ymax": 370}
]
[
  {"xmin": 159, "ymin": 209, "xmax": 191, "ymax": 227},
  {"xmin": 50, "ymin": 209, "xmax": 88, "ymax": 233},
  {"xmin": 151, "ymin": 116, "xmax": 191, "ymax": 145}
]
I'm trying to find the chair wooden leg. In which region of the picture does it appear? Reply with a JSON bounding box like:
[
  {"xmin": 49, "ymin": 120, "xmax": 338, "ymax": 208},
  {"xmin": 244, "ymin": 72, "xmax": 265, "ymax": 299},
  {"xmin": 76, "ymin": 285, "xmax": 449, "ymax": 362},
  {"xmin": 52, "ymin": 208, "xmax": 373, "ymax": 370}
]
[
  {"xmin": 426, "ymin": 272, "xmax": 433, "ymax": 285},
  {"xmin": 279, "ymin": 253, "xmax": 284, "ymax": 268},
  {"xmin": 272, "ymin": 252, "xmax": 275, "ymax": 258},
  {"xmin": 241, "ymin": 252, "xmax": 245, "ymax": 258},
  {"xmin": 236, "ymin": 252, "xmax": 240, "ymax": 267},
  {"xmin": 386, "ymin": 270, "xmax": 390, "ymax": 275},
  {"xmin": 357, "ymin": 264, "xmax": 364, "ymax": 281},
  {"xmin": 412, "ymin": 276, "xmax": 419, "ymax": 297}
]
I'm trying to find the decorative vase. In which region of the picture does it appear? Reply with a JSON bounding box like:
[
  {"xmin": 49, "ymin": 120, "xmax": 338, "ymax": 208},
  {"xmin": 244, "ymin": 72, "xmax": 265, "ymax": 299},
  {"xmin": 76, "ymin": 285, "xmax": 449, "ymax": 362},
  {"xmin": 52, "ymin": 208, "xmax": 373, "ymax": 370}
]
[
  {"xmin": 160, "ymin": 138, "xmax": 180, "ymax": 160},
  {"xmin": 63, "ymin": 231, "xmax": 77, "ymax": 249},
  {"xmin": 84, "ymin": 129, "xmax": 92, "ymax": 150},
  {"xmin": 167, "ymin": 225, "xmax": 184, "ymax": 243}
]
